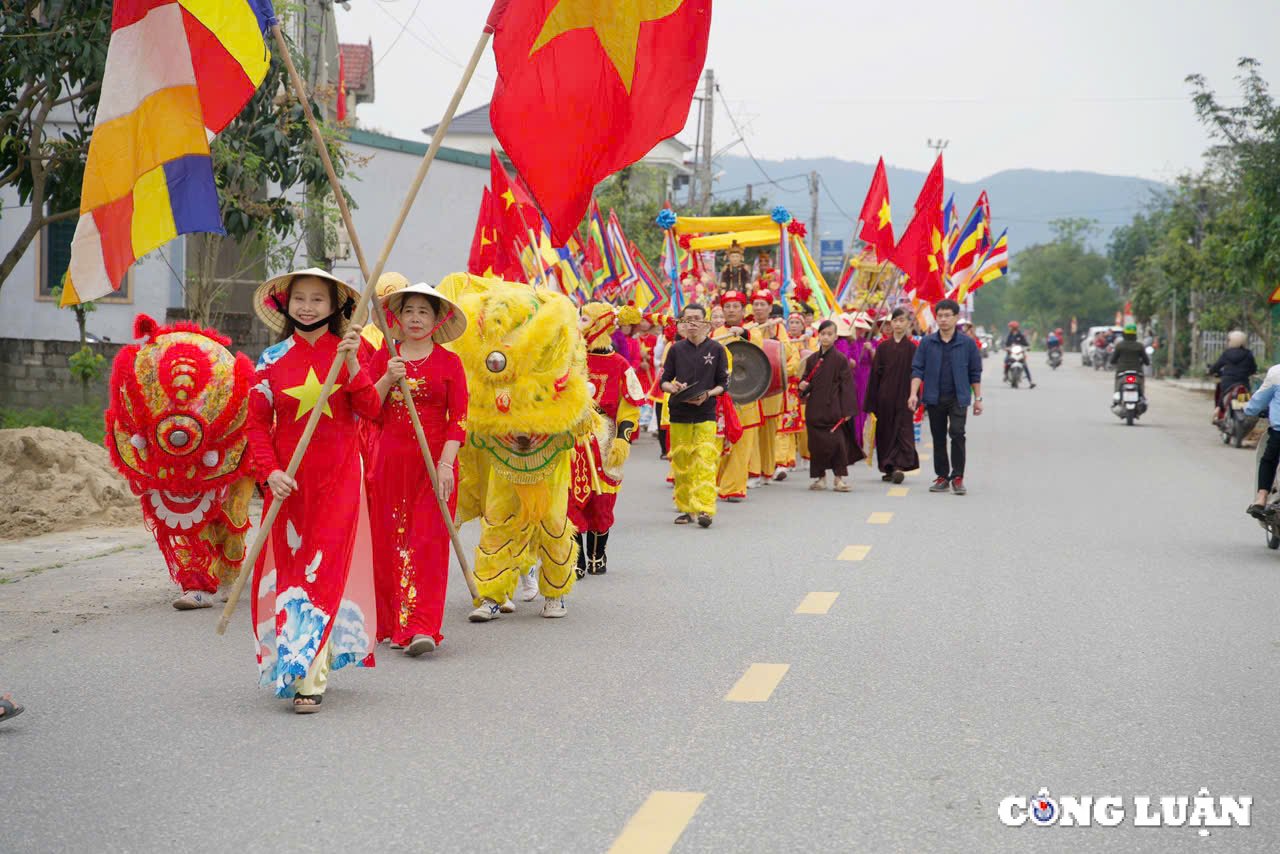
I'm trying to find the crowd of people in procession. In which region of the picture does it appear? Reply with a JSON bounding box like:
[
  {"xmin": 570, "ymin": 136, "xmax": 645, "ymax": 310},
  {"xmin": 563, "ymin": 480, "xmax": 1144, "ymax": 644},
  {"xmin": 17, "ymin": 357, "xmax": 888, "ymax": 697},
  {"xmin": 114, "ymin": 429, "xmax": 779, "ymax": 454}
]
[{"xmin": 3, "ymin": 244, "xmax": 994, "ymax": 719}]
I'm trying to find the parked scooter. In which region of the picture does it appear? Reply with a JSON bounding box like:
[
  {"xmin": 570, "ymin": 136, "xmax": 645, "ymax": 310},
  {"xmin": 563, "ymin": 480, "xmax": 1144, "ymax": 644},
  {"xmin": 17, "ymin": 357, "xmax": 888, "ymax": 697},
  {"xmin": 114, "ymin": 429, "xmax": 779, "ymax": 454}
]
[
  {"xmin": 1215, "ymin": 381, "xmax": 1258, "ymax": 448},
  {"xmin": 1005, "ymin": 345, "xmax": 1027, "ymax": 388},
  {"xmin": 1111, "ymin": 370, "xmax": 1147, "ymax": 425}
]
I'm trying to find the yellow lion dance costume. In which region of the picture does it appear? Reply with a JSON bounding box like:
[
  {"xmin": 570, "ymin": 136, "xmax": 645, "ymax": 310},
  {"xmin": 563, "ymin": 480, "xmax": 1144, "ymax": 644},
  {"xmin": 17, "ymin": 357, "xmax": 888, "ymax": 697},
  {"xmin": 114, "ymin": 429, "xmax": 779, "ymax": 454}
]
[{"xmin": 438, "ymin": 274, "xmax": 595, "ymax": 620}]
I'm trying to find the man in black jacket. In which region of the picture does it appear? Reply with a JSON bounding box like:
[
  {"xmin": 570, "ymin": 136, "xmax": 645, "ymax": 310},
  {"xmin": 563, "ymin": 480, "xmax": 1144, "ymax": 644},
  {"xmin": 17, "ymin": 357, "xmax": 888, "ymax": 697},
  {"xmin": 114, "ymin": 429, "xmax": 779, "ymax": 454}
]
[{"xmin": 1209, "ymin": 330, "xmax": 1259, "ymax": 416}]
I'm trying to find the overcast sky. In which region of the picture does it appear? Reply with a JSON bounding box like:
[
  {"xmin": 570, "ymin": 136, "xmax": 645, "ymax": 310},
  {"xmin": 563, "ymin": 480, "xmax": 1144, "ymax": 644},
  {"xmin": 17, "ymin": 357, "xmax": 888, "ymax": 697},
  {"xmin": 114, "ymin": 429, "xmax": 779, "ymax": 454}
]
[{"xmin": 338, "ymin": 0, "xmax": 1280, "ymax": 184}]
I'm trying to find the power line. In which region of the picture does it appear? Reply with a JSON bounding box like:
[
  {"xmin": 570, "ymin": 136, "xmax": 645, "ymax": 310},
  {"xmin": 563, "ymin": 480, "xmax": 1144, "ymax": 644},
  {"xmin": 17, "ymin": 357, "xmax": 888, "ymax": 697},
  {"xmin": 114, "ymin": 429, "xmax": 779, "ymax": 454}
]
[
  {"xmin": 368, "ymin": 0, "xmax": 493, "ymax": 81},
  {"xmin": 818, "ymin": 175, "xmax": 857, "ymax": 226},
  {"xmin": 715, "ymin": 86, "xmax": 792, "ymax": 192},
  {"xmin": 372, "ymin": 0, "xmax": 423, "ymax": 68}
]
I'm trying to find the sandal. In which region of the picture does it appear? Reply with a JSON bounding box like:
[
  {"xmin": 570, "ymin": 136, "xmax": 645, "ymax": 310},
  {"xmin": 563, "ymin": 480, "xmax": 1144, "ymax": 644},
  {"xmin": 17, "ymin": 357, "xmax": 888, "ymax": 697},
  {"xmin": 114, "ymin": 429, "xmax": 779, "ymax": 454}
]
[
  {"xmin": 833, "ymin": 481, "xmax": 852, "ymax": 493},
  {"xmin": 293, "ymin": 694, "xmax": 323, "ymax": 714},
  {"xmin": 1248, "ymin": 504, "xmax": 1268, "ymax": 520},
  {"xmin": 0, "ymin": 694, "xmax": 24, "ymax": 724},
  {"xmin": 674, "ymin": 513, "xmax": 693, "ymax": 525}
]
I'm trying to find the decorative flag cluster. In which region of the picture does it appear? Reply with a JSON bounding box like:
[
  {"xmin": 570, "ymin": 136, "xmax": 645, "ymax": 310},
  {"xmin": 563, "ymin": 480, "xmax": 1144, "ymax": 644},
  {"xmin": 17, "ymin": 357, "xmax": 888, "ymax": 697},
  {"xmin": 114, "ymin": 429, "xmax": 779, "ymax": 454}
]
[
  {"xmin": 63, "ymin": 0, "xmax": 277, "ymax": 306},
  {"xmin": 488, "ymin": 0, "xmax": 712, "ymax": 244},
  {"xmin": 847, "ymin": 154, "xmax": 1009, "ymax": 308}
]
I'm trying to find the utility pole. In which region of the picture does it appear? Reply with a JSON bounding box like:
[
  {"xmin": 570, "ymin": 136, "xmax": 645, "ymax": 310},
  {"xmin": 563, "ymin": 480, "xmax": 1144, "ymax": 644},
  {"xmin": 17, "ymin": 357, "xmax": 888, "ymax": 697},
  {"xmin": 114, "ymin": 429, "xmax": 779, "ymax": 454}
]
[
  {"xmin": 299, "ymin": 0, "xmax": 337, "ymax": 268},
  {"xmin": 745, "ymin": 183, "xmax": 753, "ymax": 206},
  {"xmin": 1190, "ymin": 185, "xmax": 1208, "ymax": 372},
  {"xmin": 698, "ymin": 68, "xmax": 714, "ymax": 215},
  {"xmin": 808, "ymin": 171, "xmax": 820, "ymax": 254},
  {"xmin": 927, "ymin": 137, "xmax": 950, "ymax": 158}
]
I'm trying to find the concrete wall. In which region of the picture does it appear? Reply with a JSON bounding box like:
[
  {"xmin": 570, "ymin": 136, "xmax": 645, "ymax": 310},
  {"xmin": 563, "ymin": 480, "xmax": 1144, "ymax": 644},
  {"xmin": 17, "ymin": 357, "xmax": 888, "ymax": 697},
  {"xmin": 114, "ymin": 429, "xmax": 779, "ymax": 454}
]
[{"xmin": 0, "ymin": 337, "xmax": 123, "ymax": 409}]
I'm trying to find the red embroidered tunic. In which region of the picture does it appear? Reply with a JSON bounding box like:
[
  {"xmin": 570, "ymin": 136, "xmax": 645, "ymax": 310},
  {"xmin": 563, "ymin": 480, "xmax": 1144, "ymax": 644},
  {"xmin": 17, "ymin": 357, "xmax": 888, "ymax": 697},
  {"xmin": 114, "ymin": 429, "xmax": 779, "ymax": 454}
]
[
  {"xmin": 363, "ymin": 345, "xmax": 468, "ymax": 645},
  {"xmin": 246, "ymin": 332, "xmax": 381, "ymax": 697}
]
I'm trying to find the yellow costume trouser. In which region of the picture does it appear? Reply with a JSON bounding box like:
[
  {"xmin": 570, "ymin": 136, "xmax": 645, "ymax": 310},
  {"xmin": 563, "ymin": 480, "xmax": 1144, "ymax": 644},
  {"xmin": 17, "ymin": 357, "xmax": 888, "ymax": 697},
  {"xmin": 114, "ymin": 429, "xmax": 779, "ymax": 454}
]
[
  {"xmin": 776, "ymin": 432, "xmax": 796, "ymax": 468},
  {"xmin": 207, "ymin": 475, "xmax": 255, "ymax": 585},
  {"xmin": 798, "ymin": 429, "xmax": 809, "ymax": 460},
  {"xmin": 295, "ymin": 642, "xmax": 331, "ymax": 696},
  {"xmin": 474, "ymin": 453, "xmax": 576, "ymax": 605},
  {"xmin": 757, "ymin": 415, "xmax": 780, "ymax": 475},
  {"xmin": 718, "ymin": 425, "xmax": 757, "ymax": 498},
  {"xmin": 670, "ymin": 422, "xmax": 718, "ymax": 516}
]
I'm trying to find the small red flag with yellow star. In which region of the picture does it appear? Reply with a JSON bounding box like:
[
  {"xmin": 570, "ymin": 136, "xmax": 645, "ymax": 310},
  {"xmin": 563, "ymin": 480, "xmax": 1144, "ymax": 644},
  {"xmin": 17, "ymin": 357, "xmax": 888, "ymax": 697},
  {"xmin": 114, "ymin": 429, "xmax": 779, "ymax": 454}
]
[
  {"xmin": 858, "ymin": 157, "xmax": 895, "ymax": 263},
  {"xmin": 892, "ymin": 155, "xmax": 947, "ymax": 304},
  {"xmin": 488, "ymin": 0, "xmax": 712, "ymax": 245}
]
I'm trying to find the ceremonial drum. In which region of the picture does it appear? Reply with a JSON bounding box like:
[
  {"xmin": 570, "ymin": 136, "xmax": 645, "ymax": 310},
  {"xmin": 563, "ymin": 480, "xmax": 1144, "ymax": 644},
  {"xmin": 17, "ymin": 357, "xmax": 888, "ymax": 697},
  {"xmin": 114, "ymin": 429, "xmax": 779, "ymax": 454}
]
[
  {"xmin": 724, "ymin": 340, "xmax": 770, "ymax": 404},
  {"xmin": 760, "ymin": 338, "xmax": 785, "ymax": 397}
]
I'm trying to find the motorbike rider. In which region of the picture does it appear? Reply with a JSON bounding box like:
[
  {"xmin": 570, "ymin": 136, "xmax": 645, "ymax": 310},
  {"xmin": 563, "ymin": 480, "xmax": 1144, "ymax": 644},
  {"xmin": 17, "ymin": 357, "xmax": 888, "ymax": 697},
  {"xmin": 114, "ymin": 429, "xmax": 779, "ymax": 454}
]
[
  {"xmin": 1108, "ymin": 323, "xmax": 1150, "ymax": 396},
  {"xmin": 1046, "ymin": 328, "xmax": 1063, "ymax": 362},
  {"xmin": 1003, "ymin": 320, "xmax": 1036, "ymax": 388},
  {"xmin": 1245, "ymin": 363, "xmax": 1280, "ymax": 519},
  {"xmin": 1208, "ymin": 330, "xmax": 1259, "ymax": 422}
]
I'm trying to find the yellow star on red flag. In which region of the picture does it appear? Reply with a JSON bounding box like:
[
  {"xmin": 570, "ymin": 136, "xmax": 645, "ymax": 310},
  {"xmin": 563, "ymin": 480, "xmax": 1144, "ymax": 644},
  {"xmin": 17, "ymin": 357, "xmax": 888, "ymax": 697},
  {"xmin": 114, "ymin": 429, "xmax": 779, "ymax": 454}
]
[{"xmin": 530, "ymin": 0, "xmax": 686, "ymax": 94}]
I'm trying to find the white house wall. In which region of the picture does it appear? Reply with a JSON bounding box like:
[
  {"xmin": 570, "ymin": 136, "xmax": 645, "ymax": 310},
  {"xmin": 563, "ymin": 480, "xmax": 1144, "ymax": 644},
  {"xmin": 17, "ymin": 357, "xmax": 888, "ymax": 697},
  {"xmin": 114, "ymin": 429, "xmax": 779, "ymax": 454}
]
[{"xmin": 0, "ymin": 185, "xmax": 177, "ymax": 344}]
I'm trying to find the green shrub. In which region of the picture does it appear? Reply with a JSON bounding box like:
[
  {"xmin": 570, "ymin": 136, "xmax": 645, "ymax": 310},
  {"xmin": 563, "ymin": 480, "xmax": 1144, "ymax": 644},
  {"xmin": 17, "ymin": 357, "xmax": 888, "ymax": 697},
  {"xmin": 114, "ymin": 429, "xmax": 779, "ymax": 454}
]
[{"xmin": 0, "ymin": 405, "xmax": 106, "ymax": 445}]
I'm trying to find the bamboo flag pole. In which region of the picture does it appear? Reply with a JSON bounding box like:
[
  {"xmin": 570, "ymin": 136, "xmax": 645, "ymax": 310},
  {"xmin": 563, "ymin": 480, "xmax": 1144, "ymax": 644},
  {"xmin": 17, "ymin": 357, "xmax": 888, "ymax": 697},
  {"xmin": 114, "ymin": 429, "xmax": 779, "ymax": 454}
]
[
  {"xmin": 216, "ymin": 21, "xmax": 493, "ymax": 635},
  {"xmin": 269, "ymin": 25, "xmax": 475, "ymax": 591}
]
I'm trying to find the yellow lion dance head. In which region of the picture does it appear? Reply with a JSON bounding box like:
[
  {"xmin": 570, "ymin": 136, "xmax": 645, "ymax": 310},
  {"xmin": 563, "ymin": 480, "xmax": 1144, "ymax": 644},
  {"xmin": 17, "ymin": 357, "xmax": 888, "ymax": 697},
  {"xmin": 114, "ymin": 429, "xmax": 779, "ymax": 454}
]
[{"xmin": 438, "ymin": 273, "xmax": 592, "ymax": 484}]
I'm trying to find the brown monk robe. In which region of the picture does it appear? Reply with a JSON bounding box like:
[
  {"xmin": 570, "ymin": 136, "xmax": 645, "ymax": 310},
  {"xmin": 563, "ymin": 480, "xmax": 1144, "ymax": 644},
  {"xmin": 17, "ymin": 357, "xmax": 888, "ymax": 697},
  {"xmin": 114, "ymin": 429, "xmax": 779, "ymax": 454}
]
[
  {"xmin": 865, "ymin": 314, "xmax": 920, "ymax": 484},
  {"xmin": 800, "ymin": 326, "xmax": 864, "ymax": 489}
]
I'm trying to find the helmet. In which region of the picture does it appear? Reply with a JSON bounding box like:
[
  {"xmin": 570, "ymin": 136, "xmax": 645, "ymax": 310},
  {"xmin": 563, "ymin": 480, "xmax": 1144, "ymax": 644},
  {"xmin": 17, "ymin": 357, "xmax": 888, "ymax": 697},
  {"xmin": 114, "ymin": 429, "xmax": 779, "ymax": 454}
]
[{"xmin": 1008, "ymin": 320, "xmax": 1019, "ymax": 329}]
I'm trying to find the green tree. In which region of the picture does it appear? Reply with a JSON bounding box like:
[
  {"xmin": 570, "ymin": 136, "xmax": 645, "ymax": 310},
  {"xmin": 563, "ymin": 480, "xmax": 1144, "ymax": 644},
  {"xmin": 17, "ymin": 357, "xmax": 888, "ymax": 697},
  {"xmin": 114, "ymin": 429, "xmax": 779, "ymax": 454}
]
[
  {"xmin": 0, "ymin": 0, "xmax": 109, "ymax": 290},
  {"xmin": 1004, "ymin": 218, "xmax": 1119, "ymax": 340}
]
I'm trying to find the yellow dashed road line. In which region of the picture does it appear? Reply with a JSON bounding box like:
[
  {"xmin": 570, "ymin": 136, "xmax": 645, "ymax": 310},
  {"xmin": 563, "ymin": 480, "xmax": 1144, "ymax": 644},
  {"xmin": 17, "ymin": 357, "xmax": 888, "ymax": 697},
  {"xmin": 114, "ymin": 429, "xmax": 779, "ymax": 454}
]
[
  {"xmin": 609, "ymin": 791, "xmax": 707, "ymax": 854},
  {"xmin": 838, "ymin": 545, "xmax": 871, "ymax": 561},
  {"xmin": 867, "ymin": 512, "xmax": 894, "ymax": 525},
  {"xmin": 888, "ymin": 486, "xmax": 909, "ymax": 497},
  {"xmin": 795, "ymin": 592, "xmax": 839, "ymax": 614},
  {"xmin": 725, "ymin": 663, "xmax": 790, "ymax": 702}
]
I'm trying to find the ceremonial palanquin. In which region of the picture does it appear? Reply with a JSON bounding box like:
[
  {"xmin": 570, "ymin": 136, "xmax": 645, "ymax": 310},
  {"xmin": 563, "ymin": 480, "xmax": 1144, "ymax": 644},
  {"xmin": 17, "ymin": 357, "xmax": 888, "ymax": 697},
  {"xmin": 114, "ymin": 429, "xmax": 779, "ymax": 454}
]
[
  {"xmin": 438, "ymin": 274, "xmax": 596, "ymax": 606},
  {"xmin": 105, "ymin": 315, "xmax": 257, "ymax": 594}
]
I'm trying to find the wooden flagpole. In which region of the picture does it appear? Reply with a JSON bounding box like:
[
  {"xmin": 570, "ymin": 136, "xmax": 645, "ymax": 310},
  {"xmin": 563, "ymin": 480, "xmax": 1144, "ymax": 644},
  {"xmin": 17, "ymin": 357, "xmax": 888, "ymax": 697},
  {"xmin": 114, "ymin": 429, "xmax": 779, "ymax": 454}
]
[{"xmin": 216, "ymin": 22, "xmax": 492, "ymax": 635}]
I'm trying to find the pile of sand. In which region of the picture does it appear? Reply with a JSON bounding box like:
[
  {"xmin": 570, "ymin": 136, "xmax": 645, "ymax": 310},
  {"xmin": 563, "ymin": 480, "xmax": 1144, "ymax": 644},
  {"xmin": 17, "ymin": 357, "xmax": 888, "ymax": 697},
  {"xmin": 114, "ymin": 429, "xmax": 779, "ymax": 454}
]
[{"xmin": 0, "ymin": 427, "xmax": 142, "ymax": 540}]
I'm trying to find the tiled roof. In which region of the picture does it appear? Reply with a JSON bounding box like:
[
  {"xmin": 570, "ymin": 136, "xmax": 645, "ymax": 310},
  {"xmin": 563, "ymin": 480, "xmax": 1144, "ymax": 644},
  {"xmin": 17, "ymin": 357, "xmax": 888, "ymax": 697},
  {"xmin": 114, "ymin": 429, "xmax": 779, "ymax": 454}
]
[
  {"xmin": 340, "ymin": 41, "xmax": 374, "ymax": 96},
  {"xmin": 423, "ymin": 102, "xmax": 492, "ymax": 136}
]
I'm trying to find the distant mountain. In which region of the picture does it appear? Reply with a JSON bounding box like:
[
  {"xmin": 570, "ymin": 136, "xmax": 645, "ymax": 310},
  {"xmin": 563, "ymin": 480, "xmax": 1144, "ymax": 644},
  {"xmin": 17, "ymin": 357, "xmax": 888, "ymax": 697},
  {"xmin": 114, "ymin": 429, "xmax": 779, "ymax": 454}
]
[{"xmin": 710, "ymin": 155, "xmax": 1168, "ymax": 254}]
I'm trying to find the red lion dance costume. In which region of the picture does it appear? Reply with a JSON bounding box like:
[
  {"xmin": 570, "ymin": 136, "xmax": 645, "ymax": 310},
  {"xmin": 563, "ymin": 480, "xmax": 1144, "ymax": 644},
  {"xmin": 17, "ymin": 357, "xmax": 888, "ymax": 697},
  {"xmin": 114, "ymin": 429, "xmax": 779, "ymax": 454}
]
[{"xmin": 105, "ymin": 315, "xmax": 257, "ymax": 609}]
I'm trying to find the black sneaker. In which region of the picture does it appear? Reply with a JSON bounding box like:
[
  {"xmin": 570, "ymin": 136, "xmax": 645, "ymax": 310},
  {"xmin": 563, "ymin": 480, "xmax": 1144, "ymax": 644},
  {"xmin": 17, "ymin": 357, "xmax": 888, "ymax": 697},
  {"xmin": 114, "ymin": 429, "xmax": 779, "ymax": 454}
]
[
  {"xmin": 891, "ymin": 470, "xmax": 906, "ymax": 485},
  {"xmin": 929, "ymin": 477, "xmax": 951, "ymax": 493},
  {"xmin": 951, "ymin": 477, "xmax": 967, "ymax": 495}
]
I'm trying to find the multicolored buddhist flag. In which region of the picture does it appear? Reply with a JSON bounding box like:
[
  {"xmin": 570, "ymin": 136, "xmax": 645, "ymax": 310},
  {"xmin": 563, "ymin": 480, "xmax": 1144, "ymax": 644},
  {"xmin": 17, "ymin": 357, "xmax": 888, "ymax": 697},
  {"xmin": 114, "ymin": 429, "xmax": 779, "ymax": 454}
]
[
  {"xmin": 960, "ymin": 228, "xmax": 1008, "ymax": 300},
  {"xmin": 488, "ymin": 0, "xmax": 712, "ymax": 244},
  {"xmin": 946, "ymin": 191, "xmax": 990, "ymax": 295},
  {"xmin": 63, "ymin": 0, "xmax": 276, "ymax": 306},
  {"xmin": 605, "ymin": 210, "xmax": 640, "ymax": 297}
]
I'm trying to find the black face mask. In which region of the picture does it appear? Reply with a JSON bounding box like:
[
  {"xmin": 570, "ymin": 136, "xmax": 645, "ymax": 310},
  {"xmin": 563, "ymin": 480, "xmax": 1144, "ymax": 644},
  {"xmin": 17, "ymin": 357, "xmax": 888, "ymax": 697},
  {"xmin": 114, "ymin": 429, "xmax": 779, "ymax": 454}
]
[{"xmin": 273, "ymin": 294, "xmax": 355, "ymax": 332}]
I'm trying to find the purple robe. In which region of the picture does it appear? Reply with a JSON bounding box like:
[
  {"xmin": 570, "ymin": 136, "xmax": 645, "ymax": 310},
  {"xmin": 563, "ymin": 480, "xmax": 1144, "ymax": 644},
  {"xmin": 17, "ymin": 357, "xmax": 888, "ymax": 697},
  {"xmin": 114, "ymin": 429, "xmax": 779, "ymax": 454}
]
[{"xmin": 836, "ymin": 335, "xmax": 877, "ymax": 437}]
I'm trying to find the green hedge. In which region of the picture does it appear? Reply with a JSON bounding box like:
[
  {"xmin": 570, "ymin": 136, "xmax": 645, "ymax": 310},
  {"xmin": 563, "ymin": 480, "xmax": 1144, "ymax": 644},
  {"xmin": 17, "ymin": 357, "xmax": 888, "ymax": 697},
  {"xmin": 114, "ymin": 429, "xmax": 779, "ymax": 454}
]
[{"xmin": 0, "ymin": 405, "xmax": 106, "ymax": 445}]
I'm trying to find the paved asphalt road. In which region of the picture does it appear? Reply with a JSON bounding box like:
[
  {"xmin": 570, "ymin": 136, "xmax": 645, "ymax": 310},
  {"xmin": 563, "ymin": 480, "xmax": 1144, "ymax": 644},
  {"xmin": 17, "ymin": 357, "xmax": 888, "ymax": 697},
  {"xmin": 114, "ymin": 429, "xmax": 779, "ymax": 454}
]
[{"xmin": 3, "ymin": 359, "xmax": 1279, "ymax": 853}]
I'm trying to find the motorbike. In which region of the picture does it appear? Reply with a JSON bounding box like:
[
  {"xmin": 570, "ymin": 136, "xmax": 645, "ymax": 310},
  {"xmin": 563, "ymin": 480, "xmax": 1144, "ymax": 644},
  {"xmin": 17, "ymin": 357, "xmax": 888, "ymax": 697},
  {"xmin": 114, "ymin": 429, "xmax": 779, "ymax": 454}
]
[
  {"xmin": 1111, "ymin": 370, "xmax": 1147, "ymax": 425},
  {"xmin": 1091, "ymin": 347, "xmax": 1108, "ymax": 371},
  {"xmin": 1215, "ymin": 381, "xmax": 1258, "ymax": 448},
  {"xmin": 1005, "ymin": 345, "xmax": 1027, "ymax": 388},
  {"xmin": 1047, "ymin": 347, "xmax": 1063, "ymax": 370},
  {"xmin": 1254, "ymin": 437, "xmax": 1280, "ymax": 550}
]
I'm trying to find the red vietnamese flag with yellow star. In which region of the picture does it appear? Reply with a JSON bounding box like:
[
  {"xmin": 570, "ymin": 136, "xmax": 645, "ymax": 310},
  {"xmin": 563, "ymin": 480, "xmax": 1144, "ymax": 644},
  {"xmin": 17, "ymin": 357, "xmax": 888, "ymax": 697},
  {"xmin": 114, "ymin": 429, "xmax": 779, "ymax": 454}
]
[
  {"xmin": 891, "ymin": 155, "xmax": 947, "ymax": 304},
  {"xmin": 488, "ymin": 0, "xmax": 712, "ymax": 245},
  {"xmin": 858, "ymin": 157, "xmax": 895, "ymax": 262},
  {"xmin": 468, "ymin": 187, "xmax": 500, "ymax": 276}
]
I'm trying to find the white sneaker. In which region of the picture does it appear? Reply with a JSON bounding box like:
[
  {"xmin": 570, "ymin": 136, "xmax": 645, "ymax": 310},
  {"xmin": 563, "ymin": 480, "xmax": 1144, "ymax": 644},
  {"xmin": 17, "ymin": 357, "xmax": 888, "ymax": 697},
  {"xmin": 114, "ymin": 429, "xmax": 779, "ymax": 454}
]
[
  {"xmin": 773, "ymin": 466, "xmax": 788, "ymax": 482},
  {"xmin": 405, "ymin": 635, "xmax": 437, "ymax": 657},
  {"xmin": 541, "ymin": 596, "xmax": 567, "ymax": 618},
  {"xmin": 746, "ymin": 477, "xmax": 762, "ymax": 489},
  {"xmin": 499, "ymin": 598, "xmax": 516, "ymax": 614},
  {"xmin": 517, "ymin": 570, "xmax": 540, "ymax": 602},
  {"xmin": 173, "ymin": 589, "xmax": 214, "ymax": 610},
  {"xmin": 468, "ymin": 599, "xmax": 501, "ymax": 622}
]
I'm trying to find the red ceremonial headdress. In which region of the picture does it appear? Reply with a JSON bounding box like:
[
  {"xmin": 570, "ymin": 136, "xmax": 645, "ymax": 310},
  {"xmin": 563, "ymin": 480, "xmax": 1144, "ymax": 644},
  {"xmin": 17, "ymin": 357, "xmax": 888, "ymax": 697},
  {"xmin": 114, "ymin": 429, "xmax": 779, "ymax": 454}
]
[
  {"xmin": 720, "ymin": 290, "xmax": 748, "ymax": 307},
  {"xmin": 753, "ymin": 289, "xmax": 776, "ymax": 305}
]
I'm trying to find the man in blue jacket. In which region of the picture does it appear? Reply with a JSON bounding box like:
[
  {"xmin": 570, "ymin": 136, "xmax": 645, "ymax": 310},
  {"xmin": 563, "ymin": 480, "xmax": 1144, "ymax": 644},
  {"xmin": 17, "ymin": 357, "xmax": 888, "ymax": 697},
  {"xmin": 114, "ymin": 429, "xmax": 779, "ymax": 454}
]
[{"xmin": 908, "ymin": 299, "xmax": 984, "ymax": 495}]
